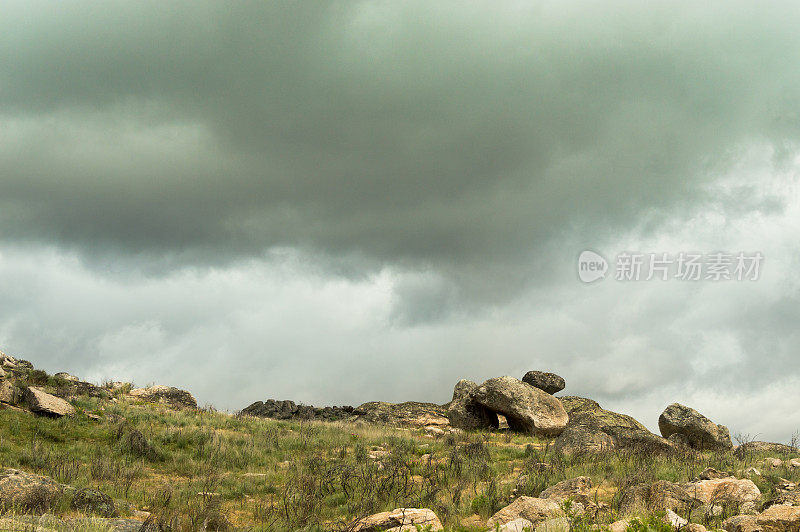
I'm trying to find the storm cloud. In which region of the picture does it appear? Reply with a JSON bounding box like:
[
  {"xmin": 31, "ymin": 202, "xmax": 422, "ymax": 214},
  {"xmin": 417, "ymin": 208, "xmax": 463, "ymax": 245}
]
[{"xmin": 1, "ymin": 2, "xmax": 799, "ymax": 440}]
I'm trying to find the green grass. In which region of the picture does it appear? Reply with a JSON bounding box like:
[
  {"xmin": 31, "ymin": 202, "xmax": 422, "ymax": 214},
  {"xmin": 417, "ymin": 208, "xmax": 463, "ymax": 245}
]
[{"xmin": 1, "ymin": 393, "xmax": 799, "ymax": 531}]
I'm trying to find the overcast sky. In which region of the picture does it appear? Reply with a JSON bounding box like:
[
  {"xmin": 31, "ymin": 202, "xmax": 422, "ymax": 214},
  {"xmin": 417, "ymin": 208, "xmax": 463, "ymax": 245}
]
[{"xmin": 1, "ymin": 2, "xmax": 799, "ymax": 441}]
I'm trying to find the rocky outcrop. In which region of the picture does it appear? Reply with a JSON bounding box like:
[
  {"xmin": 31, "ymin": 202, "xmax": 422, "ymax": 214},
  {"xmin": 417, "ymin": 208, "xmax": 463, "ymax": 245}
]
[
  {"xmin": 354, "ymin": 401, "xmax": 450, "ymax": 427},
  {"xmin": 757, "ymin": 504, "xmax": 800, "ymax": 532},
  {"xmin": 351, "ymin": 507, "xmax": 443, "ymax": 532},
  {"xmin": 446, "ymin": 379, "xmax": 499, "ymax": 430},
  {"xmin": 522, "ymin": 371, "xmax": 566, "ymax": 395},
  {"xmin": 487, "ymin": 497, "xmax": 563, "ymax": 528},
  {"xmin": 23, "ymin": 387, "xmax": 75, "ymax": 417},
  {"xmin": 554, "ymin": 396, "xmax": 671, "ymax": 454},
  {"xmin": 243, "ymin": 399, "xmax": 360, "ymax": 421},
  {"xmin": 129, "ymin": 385, "xmax": 197, "ymax": 409},
  {"xmin": 658, "ymin": 403, "xmax": 733, "ymax": 451},
  {"xmin": 472, "ymin": 376, "xmax": 568, "ymax": 436}
]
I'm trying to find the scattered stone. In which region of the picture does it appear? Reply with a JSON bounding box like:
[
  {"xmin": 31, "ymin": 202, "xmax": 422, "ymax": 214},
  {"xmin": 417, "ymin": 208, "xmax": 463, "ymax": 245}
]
[
  {"xmin": 447, "ymin": 379, "xmax": 499, "ymax": 431},
  {"xmin": 487, "ymin": 497, "xmax": 563, "ymax": 528},
  {"xmin": 757, "ymin": 504, "xmax": 800, "ymax": 532},
  {"xmin": 554, "ymin": 396, "xmax": 671, "ymax": 454},
  {"xmin": 352, "ymin": 507, "xmax": 443, "ymax": 531},
  {"xmin": 23, "ymin": 386, "xmax": 75, "ymax": 417},
  {"xmin": 0, "ymin": 366, "xmax": 5, "ymax": 379},
  {"xmin": 723, "ymin": 515, "xmax": 763, "ymax": 532},
  {"xmin": 790, "ymin": 459, "xmax": 800, "ymax": 469},
  {"xmin": 0, "ymin": 469, "xmax": 64, "ymax": 513},
  {"xmin": 472, "ymin": 376, "xmax": 568, "ymax": 436},
  {"xmin": 658, "ymin": 403, "xmax": 733, "ymax": 451},
  {"xmin": 699, "ymin": 467, "xmax": 733, "ymax": 480},
  {"xmin": 129, "ymin": 385, "xmax": 197, "ymax": 409},
  {"xmin": 54, "ymin": 372, "xmax": 80, "ymax": 382},
  {"xmin": 744, "ymin": 468, "xmax": 762, "ymax": 477},
  {"xmin": 522, "ymin": 371, "xmax": 566, "ymax": 395}
]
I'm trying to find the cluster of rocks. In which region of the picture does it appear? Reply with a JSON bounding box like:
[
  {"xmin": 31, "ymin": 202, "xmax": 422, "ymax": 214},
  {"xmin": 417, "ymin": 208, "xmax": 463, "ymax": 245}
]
[
  {"xmin": 348, "ymin": 464, "xmax": 800, "ymax": 532},
  {"xmin": 445, "ymin": 370, "xmax": 738, "ymax": 455},
  {"xmin": 0, "ymin": 349, "xmax": 197, "ymax": 418},
  {"xmin": 242, "ymin": 398, "xmax": 453, "ymax": 431}
]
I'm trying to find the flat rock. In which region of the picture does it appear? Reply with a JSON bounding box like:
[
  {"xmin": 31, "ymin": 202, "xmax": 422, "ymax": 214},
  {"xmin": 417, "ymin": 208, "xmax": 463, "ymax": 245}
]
[
  {"xmin": 522, "ymin": 371, "xmax": 566, "ymax": 395},
  {"xmin": 354, "ymin": 401, "xmax": 450, "ymax": 427},
  {"xmin": 23, "ymin": 386, "xmax": 75, "ymax": 417},
  {"xmin": 658, "ymin": 403, "xmax": 732, "ymax": 451},
  {"xmin": 472, "ymin": 376, "xmax": 568, "ymax": 436}
]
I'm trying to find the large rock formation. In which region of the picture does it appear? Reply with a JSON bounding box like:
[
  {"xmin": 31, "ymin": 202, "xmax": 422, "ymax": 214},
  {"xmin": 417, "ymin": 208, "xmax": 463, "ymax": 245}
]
[
  {"xmin": 129, "ymin": 385, "xmax": 197, "ymax": 410},
  {"xmin": 522, "ymin": 371, "xmax": 566, "ymax": 395},
  {"xmin": 554, "ymin": 396, "xmax": 672, "ymax": 454},
  {"xmin": 23, "ymin": 387, "xmax": 75, "ymax": 417},
  {"xmin": 472, "ymin": 376, "xmax": 568, "ymax": 436},
  {"xmin": 446, "ymin": 379, "xmax": 499, "ymax": 430},
  {"xmin": 658, "ymin": 403, "xmax": 733, "ymax": 451}
]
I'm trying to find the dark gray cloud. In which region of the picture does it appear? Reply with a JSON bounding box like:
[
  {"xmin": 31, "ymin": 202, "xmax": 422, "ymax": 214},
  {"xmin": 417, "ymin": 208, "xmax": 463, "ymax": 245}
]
[
  {"xmin": 1, "ymin": 2, "xmax": 800, "ymax": 441},
  {"xmin": 3, "ymin": 2, "xmax": 800, "ymax": 295}
]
